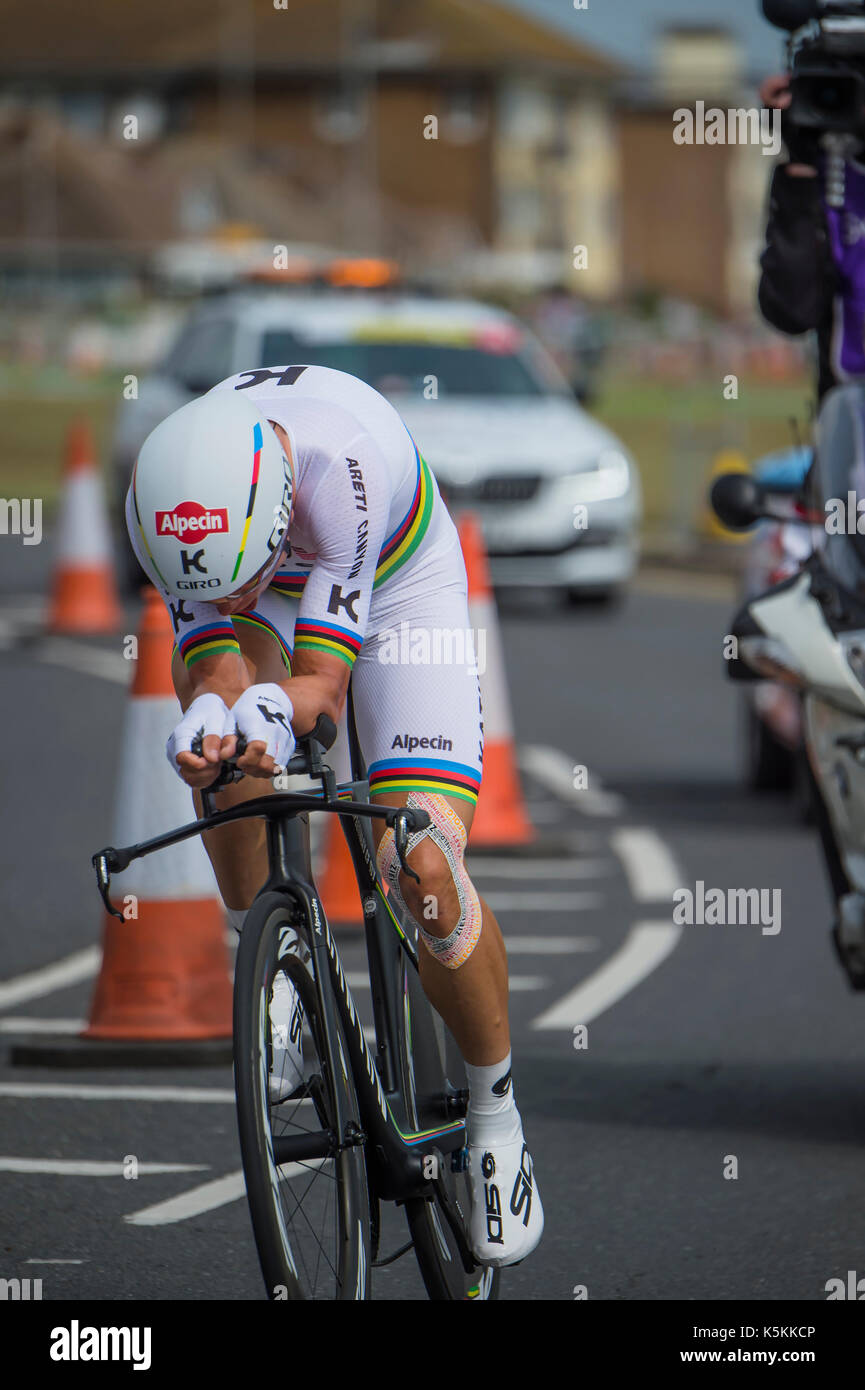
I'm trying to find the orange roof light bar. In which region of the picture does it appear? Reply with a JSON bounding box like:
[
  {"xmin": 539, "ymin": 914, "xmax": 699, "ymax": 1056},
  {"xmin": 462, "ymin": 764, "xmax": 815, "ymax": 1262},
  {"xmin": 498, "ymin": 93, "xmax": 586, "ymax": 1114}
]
[{"xmin": 327, "ymin": 257, "xmax": 401, "ymax": 288}]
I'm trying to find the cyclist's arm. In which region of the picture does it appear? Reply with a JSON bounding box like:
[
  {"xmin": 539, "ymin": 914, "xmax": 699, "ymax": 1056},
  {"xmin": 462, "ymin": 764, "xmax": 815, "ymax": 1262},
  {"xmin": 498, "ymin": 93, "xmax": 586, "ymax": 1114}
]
[{"xmin": 278, "ymin": 428, "xmax": 392, "ymax": 725}]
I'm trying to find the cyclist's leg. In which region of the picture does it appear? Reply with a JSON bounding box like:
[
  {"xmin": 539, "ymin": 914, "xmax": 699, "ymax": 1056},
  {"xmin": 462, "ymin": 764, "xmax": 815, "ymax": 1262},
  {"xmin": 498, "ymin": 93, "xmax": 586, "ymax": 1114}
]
[
  {"xmin": 352, "ymin": 566, "xmax": 504, "ymax": 1067},
  {"xmin": 353, "ymin": 549, "xmax": 542, "ymax": 1264}
]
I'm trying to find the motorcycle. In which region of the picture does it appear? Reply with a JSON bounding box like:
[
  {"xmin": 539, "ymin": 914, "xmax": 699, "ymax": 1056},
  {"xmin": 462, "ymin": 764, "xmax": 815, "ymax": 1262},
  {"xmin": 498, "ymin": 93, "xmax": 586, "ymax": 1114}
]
[{"xmin": 714, "ymin": 385, "xmax": 865, "ymax": 989}]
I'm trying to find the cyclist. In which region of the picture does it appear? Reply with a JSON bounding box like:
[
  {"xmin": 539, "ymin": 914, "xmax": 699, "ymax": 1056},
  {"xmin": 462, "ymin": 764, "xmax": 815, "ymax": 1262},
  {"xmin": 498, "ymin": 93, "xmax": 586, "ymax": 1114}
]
[{"xmin": 126, "ymin": 365, "xmax": 543, "ymax": 1268}]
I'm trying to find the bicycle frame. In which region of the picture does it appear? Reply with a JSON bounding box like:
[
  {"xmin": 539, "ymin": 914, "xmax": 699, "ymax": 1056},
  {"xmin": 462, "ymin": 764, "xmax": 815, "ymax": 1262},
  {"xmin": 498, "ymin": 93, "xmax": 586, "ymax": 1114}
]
[{"xmin": 92, "ymin": 751, "xmax": 469, "ymax": 1209}]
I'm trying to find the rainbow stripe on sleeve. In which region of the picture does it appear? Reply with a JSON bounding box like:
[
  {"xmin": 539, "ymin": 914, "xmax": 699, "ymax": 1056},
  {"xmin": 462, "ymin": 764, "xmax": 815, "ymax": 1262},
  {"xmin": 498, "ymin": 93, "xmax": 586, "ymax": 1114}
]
[
  {"xmin": 177, "ymin": 622, "xmax": 241, "ymax": 669},
  {"xmin": 368, "ymin": 758, "xmax": 481, "ymax": 806},
  {"xmin": 268, "ymin": 570, "xmax": 310, "ymax": 601},
  {"xmin": 373, "ymin": 446, "xmax": 434, "ymax": 590},
  {"xmin": 294, "ymin": 618, "xmax": 362, "ymax": 668}
]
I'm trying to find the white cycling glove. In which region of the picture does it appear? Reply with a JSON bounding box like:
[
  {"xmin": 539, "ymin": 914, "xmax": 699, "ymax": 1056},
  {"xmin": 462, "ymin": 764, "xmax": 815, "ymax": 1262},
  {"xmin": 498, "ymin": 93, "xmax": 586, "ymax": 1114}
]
[
  {"xmin": 166, "ymin": 692, "xmax": 232, "ymax": 777},
  {"xmin": 228, "ymin": 683, "xmax": 296, "ymax": 772}
]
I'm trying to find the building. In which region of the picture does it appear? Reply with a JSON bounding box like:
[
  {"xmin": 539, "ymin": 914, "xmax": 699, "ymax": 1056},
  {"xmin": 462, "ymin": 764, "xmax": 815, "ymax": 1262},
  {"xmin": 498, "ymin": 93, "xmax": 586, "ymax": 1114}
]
[{"xmin": 0, "ymin": 0, "xmax": 623, "ymax": 298}]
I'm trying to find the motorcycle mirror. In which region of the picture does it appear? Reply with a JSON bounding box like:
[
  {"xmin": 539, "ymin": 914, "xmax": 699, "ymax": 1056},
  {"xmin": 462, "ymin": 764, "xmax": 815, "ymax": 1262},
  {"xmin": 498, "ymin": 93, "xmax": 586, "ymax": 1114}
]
[{"xmin": 710, "ymin": 472, "xmax": 767, "ymax": 531}]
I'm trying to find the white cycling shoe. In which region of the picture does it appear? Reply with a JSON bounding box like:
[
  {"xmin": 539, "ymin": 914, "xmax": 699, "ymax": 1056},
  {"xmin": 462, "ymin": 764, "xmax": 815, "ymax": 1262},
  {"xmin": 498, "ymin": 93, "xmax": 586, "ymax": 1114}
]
[
  {"xmin": 467, "ymin": 1126, "xmax": 544, "ymax": 1267},
  {"xmin": 268, "ymin": 971, "xmax": 305, "ymax": 1104}
]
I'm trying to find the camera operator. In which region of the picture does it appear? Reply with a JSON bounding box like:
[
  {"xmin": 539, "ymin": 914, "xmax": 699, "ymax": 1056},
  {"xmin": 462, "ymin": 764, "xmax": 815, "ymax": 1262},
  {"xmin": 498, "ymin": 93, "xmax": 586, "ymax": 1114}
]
[
  {"xmin": 758, "ymin": 74, "xmax": 839, "ymax": 399},
  {"xmin": 759, "ymin": 4, "xmax": 865, "ymax": 397},
  {"xmin": 757, "ymin": 3, "xmax": 865, "ymax": 947}
]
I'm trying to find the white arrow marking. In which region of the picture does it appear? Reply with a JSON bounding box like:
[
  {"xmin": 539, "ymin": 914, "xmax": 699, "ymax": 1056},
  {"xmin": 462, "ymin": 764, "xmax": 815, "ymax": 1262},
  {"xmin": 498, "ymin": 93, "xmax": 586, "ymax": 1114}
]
[
  {"xmin": 611, "ymin": 828, "xmax": 681, "ymax": 902},
  {"xmin": 519, "ymin": 746, "xmax": 624, "ymax": 817},
  {"xmin": 532, "ymin": 921, "xmax": 682, "ymax": 1030}
]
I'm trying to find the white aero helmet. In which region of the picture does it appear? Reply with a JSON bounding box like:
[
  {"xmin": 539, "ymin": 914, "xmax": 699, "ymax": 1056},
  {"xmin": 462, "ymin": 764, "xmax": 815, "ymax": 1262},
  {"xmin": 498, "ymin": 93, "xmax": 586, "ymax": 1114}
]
[{"xmin": 129, "ymin": 391, "xmax": 293, "ymax": 598}]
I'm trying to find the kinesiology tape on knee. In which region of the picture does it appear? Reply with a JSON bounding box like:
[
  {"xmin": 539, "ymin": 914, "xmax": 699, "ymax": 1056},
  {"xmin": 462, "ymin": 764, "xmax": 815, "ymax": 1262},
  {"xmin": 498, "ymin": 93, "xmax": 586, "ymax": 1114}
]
[{"xmin": 376, "ymin": 791, "xmax": 482, "ymax": 969}]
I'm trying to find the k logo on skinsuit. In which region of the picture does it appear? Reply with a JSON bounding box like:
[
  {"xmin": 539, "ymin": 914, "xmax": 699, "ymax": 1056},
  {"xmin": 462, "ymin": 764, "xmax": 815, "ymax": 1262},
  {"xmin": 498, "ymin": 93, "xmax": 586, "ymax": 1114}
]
[{"xmin": 328, "ymin": 584, "xmax": 361, "ymax": 623}]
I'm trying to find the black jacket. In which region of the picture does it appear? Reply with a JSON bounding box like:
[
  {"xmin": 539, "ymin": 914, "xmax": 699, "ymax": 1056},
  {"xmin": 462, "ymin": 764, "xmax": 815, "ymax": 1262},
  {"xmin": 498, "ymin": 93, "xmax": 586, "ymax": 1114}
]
[{"xmin": 758, "ymin": 163, "xmax": 839, "ymax": 399}]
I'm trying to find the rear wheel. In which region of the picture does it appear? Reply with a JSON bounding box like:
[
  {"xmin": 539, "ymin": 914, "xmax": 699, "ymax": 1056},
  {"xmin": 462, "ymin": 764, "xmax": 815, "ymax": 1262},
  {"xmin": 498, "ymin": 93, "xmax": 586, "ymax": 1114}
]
[
  {"xmin": 233, "ymin": 891, "xmax": 371, "ymax": 1300},
  {"xmin": 399, "ymin": 956, "xmax": 500, "ymax": 1301}
]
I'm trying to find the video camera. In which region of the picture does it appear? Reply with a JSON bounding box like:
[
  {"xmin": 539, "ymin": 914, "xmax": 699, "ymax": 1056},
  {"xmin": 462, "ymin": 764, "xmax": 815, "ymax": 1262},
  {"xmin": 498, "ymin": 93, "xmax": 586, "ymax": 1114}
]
[{"xmin": 763, "ymin": 1, "xmax": 865, "ymax": 135}]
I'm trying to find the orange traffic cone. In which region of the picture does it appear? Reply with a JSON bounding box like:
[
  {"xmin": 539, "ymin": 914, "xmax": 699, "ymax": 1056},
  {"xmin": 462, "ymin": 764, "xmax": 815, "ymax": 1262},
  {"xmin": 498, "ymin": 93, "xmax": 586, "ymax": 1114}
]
[
  {"xmin": 318, "ymin": 816, "xmax": 363, "ymax": 928},
  {"xmin": 459, "ymin": 513, "xmax": 535, "ymax": 848},
  {"xmin": 48, "ymin": 420, "xmax": 122, "ymax": 634},
  {"xmin": 82, "ymin": 588, "xmax": 232, "ymax": 1041}
]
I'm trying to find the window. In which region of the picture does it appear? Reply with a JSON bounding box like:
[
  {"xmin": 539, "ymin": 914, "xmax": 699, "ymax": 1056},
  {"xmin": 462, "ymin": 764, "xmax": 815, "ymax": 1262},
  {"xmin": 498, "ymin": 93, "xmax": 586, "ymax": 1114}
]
[
  {"xmin": 313, "ymin": 86, "xmax": 368, "ymax": 143},
  {"xmin": 258, "ymin": 333, "xmax": 564, "ymax": 398},
  {"xmin": 162, "ymin": 319, "xmax": 236, "ymax": 392}
]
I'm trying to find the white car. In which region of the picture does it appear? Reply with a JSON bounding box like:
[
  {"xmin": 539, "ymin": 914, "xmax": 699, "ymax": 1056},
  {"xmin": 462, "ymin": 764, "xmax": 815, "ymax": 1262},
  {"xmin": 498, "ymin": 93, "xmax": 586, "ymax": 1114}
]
[{"xmin": 112, "ymin": 288, "xmax": 641, "ymax": 600}]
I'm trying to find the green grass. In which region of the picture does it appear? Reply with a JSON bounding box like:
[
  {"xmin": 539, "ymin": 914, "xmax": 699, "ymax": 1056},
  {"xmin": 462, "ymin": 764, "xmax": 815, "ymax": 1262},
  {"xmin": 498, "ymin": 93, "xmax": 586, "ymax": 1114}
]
[
  {"xmin": 0, "ymin": 364, "xmax": 816, "ymax": 533},
  {"xmin": 593, "ymin": 373, "xmax": 815, "ymax": 527},
  {"xmin": 0, "ymin": 370, "xmax": 119, "ymax": 514}
]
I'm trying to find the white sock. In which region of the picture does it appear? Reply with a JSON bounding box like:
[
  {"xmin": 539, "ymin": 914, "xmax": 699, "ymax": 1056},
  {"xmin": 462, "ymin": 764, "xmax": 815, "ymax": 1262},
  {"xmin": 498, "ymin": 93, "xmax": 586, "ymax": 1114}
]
[
  {"xmin": 225, "ymin": 906, "xmax": 247, "ymax": 936},
  {"xmin": 466, "ymin": 1052, "xmax": 521, "ymax": 1146}
]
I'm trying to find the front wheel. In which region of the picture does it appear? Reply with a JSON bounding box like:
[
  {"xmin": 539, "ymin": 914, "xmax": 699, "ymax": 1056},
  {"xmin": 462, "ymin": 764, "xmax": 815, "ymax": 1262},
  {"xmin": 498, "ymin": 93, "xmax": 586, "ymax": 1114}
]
[{"xmin": 233, "ymin": 891, "xmax": 371, "ymax": 1300}]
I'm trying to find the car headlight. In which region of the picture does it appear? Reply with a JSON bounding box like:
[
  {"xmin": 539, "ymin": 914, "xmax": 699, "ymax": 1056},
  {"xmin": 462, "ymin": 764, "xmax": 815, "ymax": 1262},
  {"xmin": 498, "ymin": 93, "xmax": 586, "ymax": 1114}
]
[{"xmin": 568, "ymin": 450, "xmax": 631, "ymax": 501}]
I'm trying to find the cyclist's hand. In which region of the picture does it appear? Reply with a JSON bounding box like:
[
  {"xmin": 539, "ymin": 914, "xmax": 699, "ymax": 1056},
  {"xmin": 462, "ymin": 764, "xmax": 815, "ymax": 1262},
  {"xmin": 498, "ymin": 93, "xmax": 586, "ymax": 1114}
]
[
  {"xmin": 225, "ymin": 684, "xmax": 296, "ymax": 779},
  {"xmin": 167, "ymin": 692, "xmax": 232, "ymax": 788}
]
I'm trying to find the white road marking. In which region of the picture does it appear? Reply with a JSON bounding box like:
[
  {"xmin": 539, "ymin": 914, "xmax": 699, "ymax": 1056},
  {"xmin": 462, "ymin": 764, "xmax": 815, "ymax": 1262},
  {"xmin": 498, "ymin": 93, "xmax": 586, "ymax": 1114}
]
[
  {"xmin": 506, "ymin": 976, "xmax": 548, "ymax": 991},
  {"xmin": 0, "ymin": 595, "xmax": 45, "ymax": 647},
  {"xmin": 482, "ymin": 891, "xmax": 603, "ymax": 912},
  {"xmin": 26, "ymin": 1259, "xmax": 86, "ymax": 1265},
  {"xmin": 467, "ymin": 858, "xmax": 613, "ymax": 879},
  {"xmin": 0, "ymin": 947, "xmax": 100, "ymax": 1011},
  {"xmin": 611, "ymin": 828, "xmax": 681, "ymax": 902},
  {"xmin": 124, "ymin": 1159, "xmax": 327, "ymax": 1226},
  {"xmin": 503, "ymin": 936, "xmax": 599, "ymax": 954},
  {"xmin": 532, "ymin": 921, "xmax": 682, "ymax": 1030},
  {"xmin": 125, "ymin": 1170, "xmax": 248, "ymax": 1225},
  {"xmin": 522, "ymin": 802, "xmax": 566, "ymax": 824},
  {"xmin": 519, "ymin": 745, "xmax": 624, "ymax": 817},
  {"xmin": 37, "ymin": 637, "xmax": 131, "ymax": 685},
  {"xmin": 0, "ymin": 1083, "xmax": 235, "ymax": 1103},
  {"xmin": 0, "ymin": 1158, "xmax": 208, "ymax": 1176},
  {"xmin": 0, "ymin": 1018, "xmax": 84, "ymax": 1034}
]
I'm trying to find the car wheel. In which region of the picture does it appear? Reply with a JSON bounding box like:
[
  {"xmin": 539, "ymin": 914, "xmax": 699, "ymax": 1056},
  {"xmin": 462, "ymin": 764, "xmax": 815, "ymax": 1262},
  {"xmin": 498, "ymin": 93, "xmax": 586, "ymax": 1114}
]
[
  {"xmin": 743, "ymin": 703, "xmax": 794, "ymax": 791},
  {"xmin": 566, "ymin": 586, "xmax": 624, "ymax": 610}
]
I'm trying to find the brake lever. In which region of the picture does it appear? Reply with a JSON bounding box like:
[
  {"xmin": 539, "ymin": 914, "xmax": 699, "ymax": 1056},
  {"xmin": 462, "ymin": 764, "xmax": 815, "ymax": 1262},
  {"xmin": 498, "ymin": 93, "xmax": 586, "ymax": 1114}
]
[
  {"xmin": 92, "ymin": 849, "xmax": 126, "ymax": 921},
  {"xmin": 392, "ymin": 811, "xmax": 422, "ymax": 884}
]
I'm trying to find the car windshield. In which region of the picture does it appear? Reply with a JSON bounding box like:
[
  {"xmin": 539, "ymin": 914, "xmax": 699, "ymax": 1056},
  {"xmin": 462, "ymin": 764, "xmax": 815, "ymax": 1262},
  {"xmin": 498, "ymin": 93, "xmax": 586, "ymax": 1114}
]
[{"xmin": 259, "ymin": 332, "xmax": 563, "ymax": 398}]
